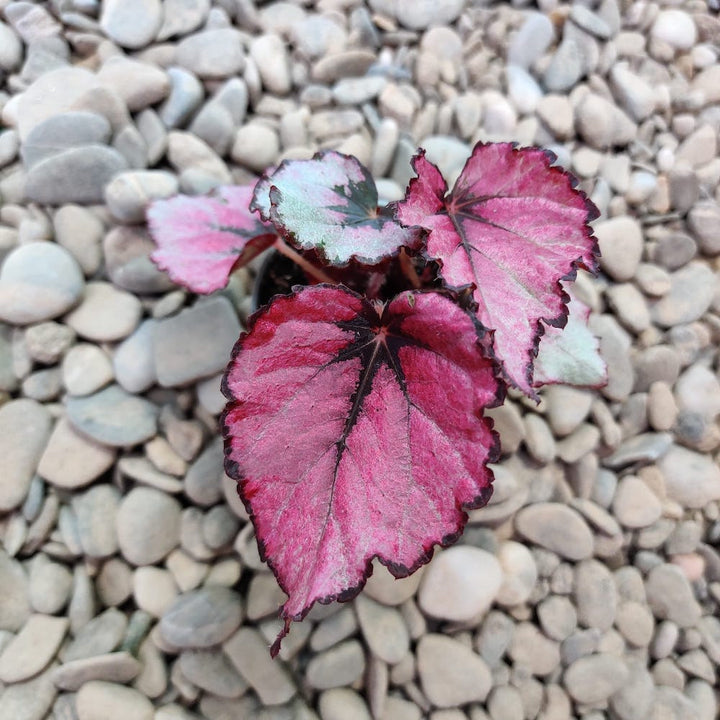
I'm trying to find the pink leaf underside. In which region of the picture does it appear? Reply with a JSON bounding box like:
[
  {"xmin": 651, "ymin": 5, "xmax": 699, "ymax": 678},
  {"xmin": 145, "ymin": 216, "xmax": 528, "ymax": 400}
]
[
  {"xmin": 147, "ymin": 185, "xmax": 275, "ymax": 294},
  {"xmin": 251, "ymin": 150, "xmax": 418, "ymax": 266},
  {"xmin": 222, "ymin": 285, "xmax": 500, "ymax": 655},
  {"xmin": 396, "ymin": 143, "xmax": 599, "ymax": 397},
  {"xmin": 534, "ymin": 287, "xmax": 607, "ymax": 388}
]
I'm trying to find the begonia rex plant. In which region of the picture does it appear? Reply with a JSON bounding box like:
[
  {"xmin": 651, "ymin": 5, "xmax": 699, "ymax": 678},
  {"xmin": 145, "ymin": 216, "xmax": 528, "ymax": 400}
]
[{"xmin": 147, "ymin": 141, "xmax": 606, "ymax": 656}]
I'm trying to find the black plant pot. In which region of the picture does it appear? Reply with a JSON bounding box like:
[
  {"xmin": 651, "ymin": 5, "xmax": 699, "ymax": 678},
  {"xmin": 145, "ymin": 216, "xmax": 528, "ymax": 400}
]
[{"xmin": 250, "ymin": 250, "xmax": 307, "ymax": 312}]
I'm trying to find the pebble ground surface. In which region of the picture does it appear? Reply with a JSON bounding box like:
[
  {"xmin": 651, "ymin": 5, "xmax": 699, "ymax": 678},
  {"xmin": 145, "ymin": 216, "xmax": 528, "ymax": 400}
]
[{"xmin": 1, "ymin": 1, "xmax": 720, "ymax": 719}]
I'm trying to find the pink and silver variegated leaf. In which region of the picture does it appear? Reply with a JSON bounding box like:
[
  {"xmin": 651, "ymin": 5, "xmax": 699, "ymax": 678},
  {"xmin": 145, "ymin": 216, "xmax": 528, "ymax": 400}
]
[
  {"xmin": 147, "ymin": 185, "xmax": 276, "ymax": 294},
  {"xmin": 222, "ymin": 285, "xmax": 501, "ymax": 656},
  {"xmin": 534, "ymin": 287, "xmax": 607, "ymax": 388},
  {"xmin": 396, "ymin": 142, "xmax": 599, "ymax": 398},
  {"xmin": 251, "ymin": 151, "xmax": 418, "ymax": 266}
]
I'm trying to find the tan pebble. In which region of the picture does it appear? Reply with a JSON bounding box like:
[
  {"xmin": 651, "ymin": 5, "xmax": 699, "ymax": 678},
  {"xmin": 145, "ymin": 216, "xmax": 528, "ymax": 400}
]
[{"xmin": 670, "ymin": 553, "xmax": 706, "ymax": 582}]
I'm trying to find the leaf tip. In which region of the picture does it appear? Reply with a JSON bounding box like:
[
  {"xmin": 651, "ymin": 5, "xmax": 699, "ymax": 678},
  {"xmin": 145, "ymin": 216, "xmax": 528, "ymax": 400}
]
[{"xmin": 270, "ymin": 616, "xmax": 292, "ymax": 659}]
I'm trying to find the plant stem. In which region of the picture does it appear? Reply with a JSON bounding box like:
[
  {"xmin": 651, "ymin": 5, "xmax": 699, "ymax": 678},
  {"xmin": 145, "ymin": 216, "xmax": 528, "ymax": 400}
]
[
  {"xmin": 273, "ymin": 238, "xmax": 336, "ymax": 284},
  {"xmin": 399, "ymin": 248, "xmax": 422, "ymax": 289}
]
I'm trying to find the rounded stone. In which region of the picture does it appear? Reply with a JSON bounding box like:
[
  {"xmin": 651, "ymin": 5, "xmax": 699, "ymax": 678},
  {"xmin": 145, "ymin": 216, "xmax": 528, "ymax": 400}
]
[
  {"xmin": 96, "ymin": 559, "xmax": 133, "ymax": 608},
  {"xmin": 100, "ymin": 0, "xmax": 162, "ymax": 50},
  {"xmin": 14, "ymin": 67, "xmax": 99, "ymax": 140},
  {"xmin": 76, "ymin": 680, "xmax": 153, "ymax": 720},
  {"xmin": 113, "ymin": 320, "xmax": 157, "ymax": 394},
  {"xmin": 96, "ymin": 56, "xmax": 170, "ymax": 112},
  {"xmin": 515, "ymin": 503, "xmax": 594, "ymax": 561},
  {"xmin": 250, "ymin": 34, "xmax": 291, "ymax": 95},
  {"xmin": 0, "ymin": 614, "xmax": 68, "ymax": 684},
  {"xmin": 133, "ymin": 566, "xmax": 178, "ymax": 617},
  {"xmin": 0, "ymin": 550, "xmax": 31, "ymax": 632},
  {"xmin": 651, "ymin": 262, "xmax": 716, "ymax": 329},
  {"xmin": 0, "ymin": 399, "xmax": 52, "ymax": 512},
  {"xmin": 688, "ymin": 201, "xmax": 720, "ymax": 255},
  {"xmin": 495, "ymin": 541, "xmax": 538, "ymax": 607},
  {"xmin": 685, "ymin": 679, "xmax": 717, "ymax": 720},
  {"xmin": 178, "ymin": 649, "xmax": 246, "ymax": 699},
  {"xmin": 105, "ymin": 171, "xmax": 178, "ymax": 224},
  {"xmin": 544, "ymin": 386, "xmax": 593, "ymax": 437},
  {"xmin": 651, "ymin": 10, "xmax": 697, "ymax": 50},
  {"xmin": 53, "ymin": 204, "xmax": 104, "ymax": 276},
  {"xmin": 418, "ymin": 546, "xmax": 503, "ymax": 622},
  {"xmin": 156, "ymin": 0, "xmax": 209, "ymax": 39},
  {"xmin": 21, "ymin": 111, "xmax": 112, "ymax": 169},
  {"xmin": 594, "ymin": 216, "xmax": 643, "ymax": 281},
  {"xmin": 29, "ymin": 559, "xmax": 73, "ymax": 614},
  {"xmin": 117, "ymin": 487, "xmax": 181, "ymax": 565},
  {"xmin": 0, "ymin": 242, "xmax": 84, "ymax": 324},
  {"xmin": 610, "ymin": 661, "xmax": 655, "ymax": 720},
  {"xmin": 645, "ymin": 563, "xmax": 702, "ymax": 627},
  {"xmin": 62, "ymin": 343, "xmax": 114, "ymax": 396},
  {"xmin": 72, "ymin": 484, "xmax": 121, "ymax": 558},
  {"xmin": 487, "ymin": 685, "xmax": 525, "ymax": 720},
  {"xmin": 616, "ymin": 601, "xmax": 655, "ymax": 647},
  {"xmin": 230, "ymin": 123, "xmax": 279, "ymax": 173},
  {"xmin": 362, "ymin": 559, "xmax": 424, "ymax": 606},
  {"xmin": 184, "ymin": 438, "xmax": 224, "ymax": 507},
  {"xmin": 66, "ymin": 384, "xmax": 158, "ymax": 447},
  {"xmin": 306, "ymin": 640, "xmax": 366, "ymax": 690},
  {"xmin": 153, "ymin": 297, "xmax": 241, "ymax": 388},
  {"xmin": 537, "ymin": 595, "xmax": 577, "ymax": 641},
  {"xmin": 24, "ymin": 321, "xmax": 75, "ymax": 365},
  {"xmin": 159, "ymin": 586, "xmax": 243, "ymax": 648},
  {"xmin": 612, "ymin": 475, "xmax": 662, "ymax": 528},
  {"xmin": 0, "ymin": 21, "xmax": 22, "ymax": 72},
  {"xmin": 176, "ymin": 28, "xmax": 245, "ymax": 79},
  {"xmin": 417, "ymin": 634, "xmax": 492, "ymax": 707},
  {"xmin": 573, "ymin": 559, "xmax": 617, "ymax": 632},
  {"xmin": 64, "ymin": 281, "xmax": 142, "ymax": 342},
  {"xmin": 354, "ymin": 594, "xmax": 409, "ymax": 664},
  {"xmin": 52, "ymin": 651, "xmax": 141, "ymax": 691},
  {"xmin": 509, "ymin": 622, "xmax": 561, "ymax": 677},
  {"xmin": 395, "ymin": 0, "xmax": 464, "ymax": 30},
  {"xmin": 63, "ymin": 608, "xmax": 127, "ymax": 662},
  {"xmin": 564, "ymin": 653, "xmax": 629, "ymax": 704},
  {"xmin": 223, "ymin": 626, "xmax": 295, "ymax": 703},
  {"xmin": 24, "ymin": 146, "xmax": 128, "ymax": 205},
  {"xmin": 575, "ymin": 93, "xmax": 637, "ymax": 150},
  {"xmin": 103, "ymin": 227, "xmax": 174, "ymax": 295},
  {"xmin": 318, "ymin": 688, "xmax": 371, "ymax": 720},
  {"xmin": 658, "ymin": 445, "xmax": 720, "ymax": 509},
  {"xmin": 159, "ymin": 67, "xmax": 204, "ymax": 129}
]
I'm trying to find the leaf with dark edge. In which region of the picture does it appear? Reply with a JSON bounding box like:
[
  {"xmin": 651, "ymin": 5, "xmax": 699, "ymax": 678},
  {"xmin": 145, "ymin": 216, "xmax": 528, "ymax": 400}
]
[
  {"xmin": 251, "ymin": 150, "xmax": 419, "ymax": 266},
  {"xmin": 147, "ymin": 185, "xmax": 276, "ymax": 294},
  {"xmin": 396, "ymin": 142, "xmax": 599, "ymax": 398},
  {"xmin": 222, "ymin": 285, "xmax": 501, "ymax": 656},
  {"xmin": 534, "ymin": 287, "xmax": 607, "ymax": 388}
]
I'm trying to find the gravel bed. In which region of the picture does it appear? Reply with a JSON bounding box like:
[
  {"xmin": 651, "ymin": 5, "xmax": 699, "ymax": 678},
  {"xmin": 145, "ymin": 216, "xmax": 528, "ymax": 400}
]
[{"xmin": 1, "ymin": 1, "xmax": 720, "ymax": 719}]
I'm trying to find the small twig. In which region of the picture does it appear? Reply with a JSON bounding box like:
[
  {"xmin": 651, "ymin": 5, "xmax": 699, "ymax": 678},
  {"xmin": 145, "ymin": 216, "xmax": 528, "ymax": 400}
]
[
  {"xmin": 399, "ymin": 248, "xmax": 422, "ymax": 289},
  {"xmin": 273, "ymin": 237, "xmax": 336, "ymax": 284}
]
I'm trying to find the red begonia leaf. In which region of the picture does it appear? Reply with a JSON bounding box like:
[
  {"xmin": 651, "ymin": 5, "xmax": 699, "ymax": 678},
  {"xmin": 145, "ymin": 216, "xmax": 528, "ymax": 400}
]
[
  {"xmin": 251, "ymin": 151, "xmax": 418, "ymax": 266},
  {"xmin": 147, "ymin": 185, "xmax": 276, "ymax": 294},
  {"xmin": 222, "ymin": 285, "xmax": 500, "ymax": 655},
  {"xmin": 396, "ymin": 142, "xmax": 599, "ymax": 397},
  {"xmin": 534, "ymin": 286, "xmax": 606, "ymax": 388}
]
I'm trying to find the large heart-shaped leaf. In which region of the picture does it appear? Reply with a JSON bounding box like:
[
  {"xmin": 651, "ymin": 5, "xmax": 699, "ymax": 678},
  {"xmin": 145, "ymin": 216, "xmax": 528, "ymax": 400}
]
[
  {"xmin": 147, "ymin": 185, "xmax": 276, "ymax": 294},
  {"xmin": 251, "ymin": 150, "xmax": 418, "ymax": 266},
  {"xmin": 534, "ymin": 286, "xmax": 606, "ymax": 388},
  {"xmin": 222, "ymin": 285, "xmax": 500, "ymax": 655},
  {"xmin": 396, "ymin": 143, "xmax": 599, "ymax": 397}
]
